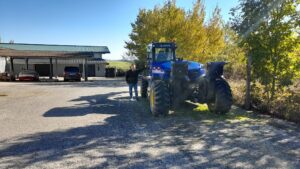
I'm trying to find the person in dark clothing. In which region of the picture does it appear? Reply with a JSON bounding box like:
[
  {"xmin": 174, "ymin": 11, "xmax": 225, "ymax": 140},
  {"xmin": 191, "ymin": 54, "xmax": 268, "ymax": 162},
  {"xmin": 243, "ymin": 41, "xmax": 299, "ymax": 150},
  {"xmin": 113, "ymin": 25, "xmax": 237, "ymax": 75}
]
[{"xmin": 126, "ymin": 64, "xmax": 144, "ymax": 101}]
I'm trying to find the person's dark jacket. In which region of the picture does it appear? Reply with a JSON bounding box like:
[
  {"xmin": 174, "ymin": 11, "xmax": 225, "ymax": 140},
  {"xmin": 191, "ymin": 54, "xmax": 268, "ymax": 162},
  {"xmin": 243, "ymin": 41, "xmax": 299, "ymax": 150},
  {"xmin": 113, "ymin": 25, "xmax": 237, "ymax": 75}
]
[{"xmin": 126, "ymin": 69, "xmax": 144, "ymax": 84}]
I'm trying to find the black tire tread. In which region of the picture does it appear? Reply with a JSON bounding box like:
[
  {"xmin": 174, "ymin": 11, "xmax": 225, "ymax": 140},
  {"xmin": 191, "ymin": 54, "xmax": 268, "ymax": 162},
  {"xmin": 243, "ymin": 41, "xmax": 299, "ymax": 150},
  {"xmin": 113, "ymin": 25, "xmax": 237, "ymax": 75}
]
[
  {"xmin": 150, "ymin": 80, "xmax": 170, "ymax": 116},
  {"xmin": 208, "ymin": 79, "xmax": 233, "ymax": 114}
]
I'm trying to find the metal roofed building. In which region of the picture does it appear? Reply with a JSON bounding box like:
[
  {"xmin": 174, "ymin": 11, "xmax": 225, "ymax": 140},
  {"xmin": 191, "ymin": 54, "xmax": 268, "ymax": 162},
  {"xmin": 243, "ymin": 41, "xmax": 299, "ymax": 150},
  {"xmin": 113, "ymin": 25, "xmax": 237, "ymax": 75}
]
[{"xmin": 0, "ymin": 43, "xmax": 110, "ymax": 80}]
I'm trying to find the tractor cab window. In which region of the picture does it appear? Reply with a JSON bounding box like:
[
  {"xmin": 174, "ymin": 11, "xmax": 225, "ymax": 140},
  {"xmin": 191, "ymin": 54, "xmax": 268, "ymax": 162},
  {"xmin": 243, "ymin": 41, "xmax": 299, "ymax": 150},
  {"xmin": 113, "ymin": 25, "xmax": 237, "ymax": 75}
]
[{"xmin": 154, "ymin": 48, "xmax": 174, "ymax": 62}]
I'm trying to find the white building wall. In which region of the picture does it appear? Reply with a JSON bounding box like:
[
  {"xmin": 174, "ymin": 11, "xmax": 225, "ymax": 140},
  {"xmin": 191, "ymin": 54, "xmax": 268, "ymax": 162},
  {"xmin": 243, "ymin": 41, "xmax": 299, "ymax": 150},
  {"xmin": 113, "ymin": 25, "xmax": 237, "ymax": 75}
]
[
  {"xmin": 93, "ymin": 53, "xmax": 102, "ymax": 58},
  {"xmin": 0, "ymin": 57, "xmax": 6, "ymax": 73},
  {"xmin": 95, "ymin": 63, "xmax": 106, "ymax": 77}
]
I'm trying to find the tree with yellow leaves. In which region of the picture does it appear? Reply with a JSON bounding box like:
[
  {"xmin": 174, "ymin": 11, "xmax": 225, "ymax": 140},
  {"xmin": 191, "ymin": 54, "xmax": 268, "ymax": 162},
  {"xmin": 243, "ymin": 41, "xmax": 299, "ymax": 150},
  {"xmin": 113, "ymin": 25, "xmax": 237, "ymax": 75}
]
[{"xmin": 125, "ymin": 0, "xmax": 226, "ymax": 64}]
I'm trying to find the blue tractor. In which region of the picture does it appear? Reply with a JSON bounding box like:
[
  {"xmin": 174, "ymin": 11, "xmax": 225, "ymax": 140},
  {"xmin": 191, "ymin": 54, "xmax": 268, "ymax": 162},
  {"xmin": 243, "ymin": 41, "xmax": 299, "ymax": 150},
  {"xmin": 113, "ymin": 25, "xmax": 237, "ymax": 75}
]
[{"xmin": 141, "ymin": 42, "xmax": 233, "ymax": 116}]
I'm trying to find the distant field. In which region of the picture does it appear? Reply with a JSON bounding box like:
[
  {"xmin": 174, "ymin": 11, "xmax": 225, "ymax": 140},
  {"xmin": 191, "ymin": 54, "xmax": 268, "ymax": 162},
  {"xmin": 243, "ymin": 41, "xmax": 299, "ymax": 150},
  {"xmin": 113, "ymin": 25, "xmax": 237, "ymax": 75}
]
[{"xmin": 107, "ymin": 61, "xmax": 132, "ymax": 70}]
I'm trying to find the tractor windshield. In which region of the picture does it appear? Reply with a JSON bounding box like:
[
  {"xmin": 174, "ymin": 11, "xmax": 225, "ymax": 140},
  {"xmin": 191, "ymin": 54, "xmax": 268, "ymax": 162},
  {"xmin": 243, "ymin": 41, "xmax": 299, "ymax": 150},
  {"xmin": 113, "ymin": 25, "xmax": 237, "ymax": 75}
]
[{"xmin": 154, "ymin": 48, "xmax": 174, "ymax": 62}]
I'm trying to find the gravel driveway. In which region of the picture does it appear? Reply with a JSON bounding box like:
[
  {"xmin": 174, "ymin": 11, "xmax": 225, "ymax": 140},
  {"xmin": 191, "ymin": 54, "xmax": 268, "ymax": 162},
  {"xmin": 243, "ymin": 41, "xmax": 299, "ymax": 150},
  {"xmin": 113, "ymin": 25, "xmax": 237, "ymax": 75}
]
[{"xmin": 0, "ymin": 78, "xmax": 299, "ymax": 169}]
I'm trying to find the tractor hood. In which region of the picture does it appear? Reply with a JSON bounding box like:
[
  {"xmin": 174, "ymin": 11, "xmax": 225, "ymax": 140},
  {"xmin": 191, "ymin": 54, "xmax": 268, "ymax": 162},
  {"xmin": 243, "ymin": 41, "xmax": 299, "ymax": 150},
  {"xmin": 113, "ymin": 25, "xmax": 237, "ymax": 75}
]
[
  {"xmin": 154, "ymin": 60, "xmax": 204, "ymax": 71},
  {"xmin": 151, "ymin": 60, "xmax": 206, "ymax": 81}
]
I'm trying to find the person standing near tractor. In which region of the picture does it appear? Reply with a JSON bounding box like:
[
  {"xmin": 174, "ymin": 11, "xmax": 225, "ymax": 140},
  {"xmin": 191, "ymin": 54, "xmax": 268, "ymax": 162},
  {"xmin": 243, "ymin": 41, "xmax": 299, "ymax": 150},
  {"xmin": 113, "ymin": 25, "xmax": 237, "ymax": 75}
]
[{"xmin": 125, "ymin": 64, "xmax": 144, "ymax": 101}]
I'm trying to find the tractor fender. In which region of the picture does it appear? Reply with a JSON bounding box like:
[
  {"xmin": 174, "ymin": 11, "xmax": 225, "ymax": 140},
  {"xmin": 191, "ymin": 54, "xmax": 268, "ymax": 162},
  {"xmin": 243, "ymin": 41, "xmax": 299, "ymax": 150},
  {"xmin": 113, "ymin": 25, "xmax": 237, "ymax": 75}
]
[{"xmin": 206, "ymin": 62, "xmax": 227, "ymax": 80}]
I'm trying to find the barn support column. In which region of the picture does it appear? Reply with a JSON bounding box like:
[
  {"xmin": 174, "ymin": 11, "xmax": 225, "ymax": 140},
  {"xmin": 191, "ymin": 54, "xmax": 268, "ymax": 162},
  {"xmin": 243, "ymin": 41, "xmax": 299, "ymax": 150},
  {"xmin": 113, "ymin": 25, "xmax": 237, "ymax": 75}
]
[
  {"xmin": 83, "ymin": 58, "xmax": 87, "ymax": 81},
  {"xmin": 49, "ymin": 58, "xmax": 53, "ymax": 79},
  {"xmin": 9, "ymin": 57, "xmax": 14, "ymax": 75},
  {"xmin": 25, "ymin": 58, "xmax": 29, "ymax": 70},
  {"xmin": 55, "ymin": 58, "xmax": 58, "ymax": 78}
]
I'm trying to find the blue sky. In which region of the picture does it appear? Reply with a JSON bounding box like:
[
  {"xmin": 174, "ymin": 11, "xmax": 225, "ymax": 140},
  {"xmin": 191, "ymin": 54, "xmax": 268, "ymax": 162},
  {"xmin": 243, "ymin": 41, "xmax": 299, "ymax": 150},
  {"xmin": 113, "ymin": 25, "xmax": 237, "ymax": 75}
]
[{"xmin": 0, "ymin": 0, "xmax": 238, "ymax": 60}]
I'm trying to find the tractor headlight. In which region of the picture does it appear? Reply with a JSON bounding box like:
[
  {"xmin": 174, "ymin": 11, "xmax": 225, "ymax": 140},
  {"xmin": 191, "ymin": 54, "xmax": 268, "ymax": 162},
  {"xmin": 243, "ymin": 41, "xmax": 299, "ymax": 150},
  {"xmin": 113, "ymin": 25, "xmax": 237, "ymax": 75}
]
[{"xmin": 152, "ymin": 67, "xmax": 165, "ymax": 74}]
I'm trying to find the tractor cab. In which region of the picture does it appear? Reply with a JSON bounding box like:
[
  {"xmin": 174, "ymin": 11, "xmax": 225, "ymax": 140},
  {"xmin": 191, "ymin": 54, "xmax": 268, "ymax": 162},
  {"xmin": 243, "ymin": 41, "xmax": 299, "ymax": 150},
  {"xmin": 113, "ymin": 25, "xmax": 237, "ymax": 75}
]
[{"xmin": 147, "ymin": 42, "xmax": 176, "ymax": 62}]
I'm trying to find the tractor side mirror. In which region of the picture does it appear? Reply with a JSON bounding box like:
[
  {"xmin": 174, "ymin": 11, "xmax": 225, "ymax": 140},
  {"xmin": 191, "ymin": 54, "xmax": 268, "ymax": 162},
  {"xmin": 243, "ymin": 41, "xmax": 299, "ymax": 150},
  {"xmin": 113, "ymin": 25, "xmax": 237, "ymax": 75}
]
[
  {"xmin": 147, "ymin": 53, "xmax": 152, "ymax": 60},
  {"xmin": 147, "ymin": 55, "xmax": 153, "ymax": 63},
  {"xmin": 176, "ymin": 57, "xmax": 183, "ymax": 61}
]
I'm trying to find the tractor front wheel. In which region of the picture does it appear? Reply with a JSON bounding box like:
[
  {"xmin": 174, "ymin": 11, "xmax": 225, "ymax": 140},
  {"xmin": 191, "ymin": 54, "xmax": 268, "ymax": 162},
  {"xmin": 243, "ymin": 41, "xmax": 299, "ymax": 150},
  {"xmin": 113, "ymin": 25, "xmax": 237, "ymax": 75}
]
[
  {"xmin": 149, "ymin": 80, "xmax": 170, "ymax": 117},
  {"xmin": 207, "ymin": 79, "xmax": 233, "ymax": 114}
]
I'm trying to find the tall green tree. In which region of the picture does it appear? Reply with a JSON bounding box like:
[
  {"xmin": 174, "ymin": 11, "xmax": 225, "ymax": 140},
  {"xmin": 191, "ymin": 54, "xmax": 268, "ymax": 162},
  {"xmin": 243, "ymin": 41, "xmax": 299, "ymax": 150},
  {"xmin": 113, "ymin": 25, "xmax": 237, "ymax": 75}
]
[
  {"xmin": 231, "ymin": 0, "xmax": 300, "ymax": 105},
  {"xmin": 221, "ymin": 24, "xmax": 246, "ymax": 79}
]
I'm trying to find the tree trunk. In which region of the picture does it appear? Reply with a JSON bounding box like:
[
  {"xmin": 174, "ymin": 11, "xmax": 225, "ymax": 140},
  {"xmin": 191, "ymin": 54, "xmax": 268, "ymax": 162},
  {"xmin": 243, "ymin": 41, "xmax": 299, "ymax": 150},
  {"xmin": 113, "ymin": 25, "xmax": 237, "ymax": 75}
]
[
  {"xmin": 270, "ymin": 62, "xmax": 278, "ymax": 101},
  {"xmin": 245, "ymin": 53, "xmax": 252, "ymax": 109}
]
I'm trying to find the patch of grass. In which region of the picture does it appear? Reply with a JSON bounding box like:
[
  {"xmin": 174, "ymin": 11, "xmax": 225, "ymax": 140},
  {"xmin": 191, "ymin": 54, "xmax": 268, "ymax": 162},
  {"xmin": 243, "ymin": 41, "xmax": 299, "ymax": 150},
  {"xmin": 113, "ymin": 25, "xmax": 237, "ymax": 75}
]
[
  {"xmin": 141, "ymin": 98, "xmax": 260, "ymax": 124},
  {"xmin": 173, "ymin": 103, "xmax": 259, "ymax": 124},
  {"xmin": 107, "ymin": 61, "xmax": 132, "ymax": 70}
]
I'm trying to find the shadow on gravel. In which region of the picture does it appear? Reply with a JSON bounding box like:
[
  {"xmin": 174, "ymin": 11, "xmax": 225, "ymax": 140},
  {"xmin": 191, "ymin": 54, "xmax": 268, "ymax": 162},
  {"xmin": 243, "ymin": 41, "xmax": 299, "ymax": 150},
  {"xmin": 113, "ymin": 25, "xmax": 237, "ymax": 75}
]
[
  {"xmin": 0, "ymin": 91, "xmax": 299, "ymax": 168},
  {"xmin": 43, "ymin": 91, "xmax": 128, "ymax": 117}
]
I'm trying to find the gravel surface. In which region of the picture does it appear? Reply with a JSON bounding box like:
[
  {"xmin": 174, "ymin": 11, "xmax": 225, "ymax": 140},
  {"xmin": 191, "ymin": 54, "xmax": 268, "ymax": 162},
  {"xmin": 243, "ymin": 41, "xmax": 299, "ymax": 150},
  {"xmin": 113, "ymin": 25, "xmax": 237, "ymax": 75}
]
[{"xmin": 0, "ymin": 78, "xmax": 299, "ymax": 169}]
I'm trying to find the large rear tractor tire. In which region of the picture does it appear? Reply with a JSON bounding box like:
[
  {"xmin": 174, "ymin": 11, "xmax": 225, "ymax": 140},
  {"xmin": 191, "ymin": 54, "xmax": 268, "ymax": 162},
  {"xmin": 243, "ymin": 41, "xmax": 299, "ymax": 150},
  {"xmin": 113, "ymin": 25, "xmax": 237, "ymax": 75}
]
[
  {"xmin": 149, "ymin": 80, "xmax": 170, "ymax": 117},
  {"xmin": 141, "ymin": 79, "xmax": 148, "ymax": 98},
  {"xmin": 207, "ymin": 79, "xmax": 233, "ymax": 114}
]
